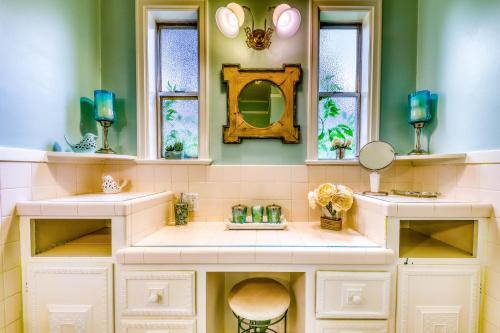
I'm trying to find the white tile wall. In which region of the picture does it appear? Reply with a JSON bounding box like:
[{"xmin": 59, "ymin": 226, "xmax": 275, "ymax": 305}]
[
  {"xmin": 413, "ymin": 163, "xmax": 500, "ymax": 332},
  {"xmin": 1, "ymin": 159, "xmax": 499, "ymax": 331},
  {"xmin": 0, "ymin": 161, "xmax": 103, "ymax": 331}
]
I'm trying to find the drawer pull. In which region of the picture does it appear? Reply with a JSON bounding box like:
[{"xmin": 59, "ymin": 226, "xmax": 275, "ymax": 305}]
[
  {"xmin": 148, "ymin": 290, "xmax": 163, "ymax": 304},
  {"xmin": 349, "ymin": 294, "xmax": 362, "ymax": 305}
]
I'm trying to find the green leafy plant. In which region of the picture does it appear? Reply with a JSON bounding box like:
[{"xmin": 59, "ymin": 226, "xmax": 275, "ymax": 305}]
[
  {"xmin": 318, "ymin": 97, "xmax": 355, "ymax": 158},
  {"xmin": 173, "ymin": 141, "xmax": 184, "ymax": 152},
  {"xmin": 165, "ymin": 144, "xmax": 175, "ymax": 152}
]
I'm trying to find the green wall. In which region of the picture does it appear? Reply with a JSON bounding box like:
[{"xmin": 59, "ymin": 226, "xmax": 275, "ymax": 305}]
[
  {"xmin": 0, "ymin": 0, "xmax": 101, "ymax": 151},
  {"xmin": 416, "ymin": 0, "xmax": 500, "ymax": 153},
  {"xmin": 98, "ymin": 0, "xmax": 419, "ymax": 162},
  {"xmin": 209, "ymin": 0, "xmax": 309, "ymax": 164},
  {"xmin": 0, "ymin": 0, "xmax": 421, "ymax": 160},
  {"xmin": 379, "ymin": 0, "xmax": 419, "ymax": 155},
  {"xmin": 101, "ymin": 0, "xmax": 137, "ymax": 155}
]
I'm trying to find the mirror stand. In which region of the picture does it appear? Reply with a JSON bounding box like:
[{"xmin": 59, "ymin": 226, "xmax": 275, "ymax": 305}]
[{"xmin": 362, "ymin": 171, "xmax": 388, "ymax": 196}]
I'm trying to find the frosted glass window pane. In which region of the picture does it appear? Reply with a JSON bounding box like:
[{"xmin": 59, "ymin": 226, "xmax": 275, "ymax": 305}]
[
  {"xmin": 160, "ymin": 27, "xmax": 199, "ymax": 92},
  {"xmin": 319, "ymin": 28, "xmax": 358, "ymax": 92},
  {"xmin": 162, "ymin": 99, "xmax": 199, "ymax": 158},
  {"xmin": 317, "ymin": 97, "xmax": 358, "ymax": 159}
]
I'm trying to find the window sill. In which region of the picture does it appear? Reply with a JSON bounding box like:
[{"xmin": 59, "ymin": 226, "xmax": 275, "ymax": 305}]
[
  {"xmin": 305, "ymin": 159, "xmax": 360, "ymax": 165},
  {"xmin": 136, "ymin": 158, "xmax": 213, "ymax": 165}
]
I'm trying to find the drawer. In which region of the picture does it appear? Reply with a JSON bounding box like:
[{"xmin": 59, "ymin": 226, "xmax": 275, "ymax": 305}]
[
  {"xmin": 316, "ymin": 271, "xmax": 391, "ymax": 319},
  {"xmin": 316, "ymin": 320, "xmax": 388, "ymax": 333},
  {"xmin": 122, "ymin": 319, "xmax": 196, "ymax": 333},
  {"xmin": 119, "ymin": 270, "xmax": 195, "ymax": 317}
]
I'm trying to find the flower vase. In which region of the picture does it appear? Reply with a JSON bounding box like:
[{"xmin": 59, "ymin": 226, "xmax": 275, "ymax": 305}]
[
  {"xmin": 336, "ymin": 148, "xmax": 346, "ymax": 160},
  {"xmin": 320, "ymin": 207, "xmax": 342, "ymax": 231}
]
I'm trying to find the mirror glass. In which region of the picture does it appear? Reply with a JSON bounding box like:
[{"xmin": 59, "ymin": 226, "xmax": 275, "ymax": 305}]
[
  {"xmin": 359, "ymin": 141, "xmax": 395, "ymax": 170},
  {"xmin": 238, "ymin": 80, "xmax": 285, "ymax": 128}
]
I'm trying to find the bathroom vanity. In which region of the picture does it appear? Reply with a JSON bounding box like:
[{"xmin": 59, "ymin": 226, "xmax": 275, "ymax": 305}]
[{"xmin": 17, "ymin": 192, "xmax": 491, "ymax": 333}]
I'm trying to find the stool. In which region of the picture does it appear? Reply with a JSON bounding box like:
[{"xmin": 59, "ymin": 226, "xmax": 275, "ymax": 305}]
[{"xmin": 228, "ymin": 277, "xmax": 291, "ymax": 333}]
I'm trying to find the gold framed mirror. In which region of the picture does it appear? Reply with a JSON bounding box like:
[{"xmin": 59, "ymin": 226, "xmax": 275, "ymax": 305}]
[{"xmin": 222, "ymin": 64, "xmax": 301, "ymax": 143}]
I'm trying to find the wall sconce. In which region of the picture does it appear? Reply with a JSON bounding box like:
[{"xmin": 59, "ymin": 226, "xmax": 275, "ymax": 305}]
[{"xmin": 215, "ymin": 2, "xmax": 301, "ymax": 50}]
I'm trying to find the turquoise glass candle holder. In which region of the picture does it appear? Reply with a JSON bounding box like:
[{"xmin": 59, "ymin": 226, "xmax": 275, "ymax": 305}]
[
  {"xmin": 407, "ymin": 90, "xmax": 432, "ymax": 155},
  {"xmin": 93, "ymin": 90, "xmax": 116, "ymax": 123},
  {"xmin": 408, "ymin": 90, "xmax": 431, "ymax": 125},
  {"xmin": 92, "ymin": 90, "xmax": 116, "ymax": 154}
]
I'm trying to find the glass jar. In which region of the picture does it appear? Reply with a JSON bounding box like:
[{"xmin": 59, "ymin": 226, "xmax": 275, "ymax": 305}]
[
  {"xmin": 266, "ymin": 203, "xmax": 282, "ymax": 223},
  {"xmin": 174, "ymin": 202, "xmax": 189, "ymax": 225},
  {"xmin": 232, "ymin": 204, "xmax": 248, "ymax": 223},
  {"xmin": 251, "ymin": 205, "xmax": 264, "ymax": 223}
]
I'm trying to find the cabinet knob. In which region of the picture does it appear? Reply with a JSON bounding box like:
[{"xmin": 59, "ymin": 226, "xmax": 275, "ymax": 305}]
[
  {"xmin": 351, "ymin": 294, "xmax": 362, "ymax": 305},
  {"xmin": 148, "ymin": 292, "xmax": 160, "ymax": 303}
]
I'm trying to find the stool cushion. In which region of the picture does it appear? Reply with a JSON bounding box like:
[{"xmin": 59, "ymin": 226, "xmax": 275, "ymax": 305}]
[{"xmin": 228, "ymin": 277, "xmax": 291, "ymax": 321}]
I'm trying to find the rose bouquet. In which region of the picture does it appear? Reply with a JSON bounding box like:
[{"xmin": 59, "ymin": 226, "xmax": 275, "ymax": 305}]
[{"xmin": 308, "ymin": 183, "xmax": 354, "ymax": 230}]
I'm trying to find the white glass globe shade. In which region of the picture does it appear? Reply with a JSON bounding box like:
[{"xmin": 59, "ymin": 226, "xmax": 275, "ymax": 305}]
[
  {"xmin": 226, "ymin": 2, "xmax": 245, "ymax": 27},
  {"xmin": 275, "ymin": 7, "xmax": 301, "ymax": 38},
  {"xmin": 216, "ymin": 6, "xmax": 240, "ymax": 38},
  {"xmin": 272, "ymin": 3, "xmax": 291, "ymax": 26}
]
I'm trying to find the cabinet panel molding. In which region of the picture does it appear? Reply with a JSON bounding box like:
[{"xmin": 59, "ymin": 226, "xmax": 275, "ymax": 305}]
[
  {"xmin": 316, "ymin": 319, "xmax": 388, "ymax": 333},
  {"xmin": 121, "ymin": 319, "xmax": 196, "ymax": 333}
]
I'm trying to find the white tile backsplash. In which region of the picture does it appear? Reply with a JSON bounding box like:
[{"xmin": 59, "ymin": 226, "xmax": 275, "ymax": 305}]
[{"xmin": 0, "ymin": 159, "xmax": 499, "ymax": 331}]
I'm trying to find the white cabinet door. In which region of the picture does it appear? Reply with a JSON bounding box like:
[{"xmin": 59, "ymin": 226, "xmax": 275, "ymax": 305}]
[
  {"xmin": 397, "ymin": 265, "xmax": 480, "ymax": 333},
  {"xmin": 316, "ymin": 320, "xmax": 388, "ymax": 333},
  {"xmin": 25, "ymin": 262, "xmax": 113, "ymax": 333}
]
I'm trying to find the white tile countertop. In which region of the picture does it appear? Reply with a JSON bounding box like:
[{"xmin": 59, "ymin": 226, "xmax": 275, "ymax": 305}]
[
  {"xmin": 354, "ymin": 194, "xmax": 492, "ymax": 218},
  {"xmin": 116, "ymin": 222, "xmax": 395, "ymax": 265},
  {"xmin": 16, "ymin": 191, "xmax": 173, "ymax": 216}
]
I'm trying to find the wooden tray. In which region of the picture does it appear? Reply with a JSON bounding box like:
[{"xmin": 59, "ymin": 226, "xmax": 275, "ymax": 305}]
[{"xmin": 224, "ymin": 217, "xmax": 288, "ymax": 230}]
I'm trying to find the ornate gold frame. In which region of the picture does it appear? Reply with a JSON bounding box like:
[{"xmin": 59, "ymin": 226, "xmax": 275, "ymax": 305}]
[{"xmin": 222, "ymin": 64, "xmax": 302, "ymax": 144}]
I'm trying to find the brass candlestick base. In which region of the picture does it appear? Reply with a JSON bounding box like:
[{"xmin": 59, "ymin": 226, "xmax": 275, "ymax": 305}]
[
  {"xmin": 409, "ymin": 122, "xmax": 428, "ymax": 155},
  {"xmin": 96, "ymin": 120, "xmax": 116, "ymax": 154}
]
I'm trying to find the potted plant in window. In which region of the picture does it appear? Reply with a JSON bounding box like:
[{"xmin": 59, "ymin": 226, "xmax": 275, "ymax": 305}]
[
  {"xmin": 172, "ymin": 141, "xmax": 184, "ymax": 159},
  {"xmin": 331, "ymin": 138, "xmax": 352, "ymax": 160},
  {"xmin": 164, "ymin": 141, "xmax": 184, "ymax": 159},
  {"xmin": 164, "ymin": 144, "xmax": 175, "ymax": 159}
]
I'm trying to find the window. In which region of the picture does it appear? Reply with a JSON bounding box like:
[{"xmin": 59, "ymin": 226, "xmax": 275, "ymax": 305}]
[
  {"xmin": 308, "ymin": 1, "xmax": 382, "ymax": 163},
  {"xmin": 318, "ymin": 24, "xmax": 361, "ymax": 159},
  {"xmin": 158, "ymin": 24, "xmax": 200, "ymax": 158},
  {"xmin": 136, "ymin": 1, "xmax": 208, "ymax": 162}
]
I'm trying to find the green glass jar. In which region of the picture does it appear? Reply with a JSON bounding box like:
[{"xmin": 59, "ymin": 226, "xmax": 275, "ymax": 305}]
[
  {"xmin": 174, "ymin": 202, "xmax": 189, "ymax": 225},
  {"xmin": 251, "ymin": 205, "xmax": 264, "ymax": 223},
  {"xmin": 232, "ymin": 204, "xmax": 248, "ymax": 223},
  {"xmin": 266, "ymin": 203, "xmax": 282, "ymax": 223}
]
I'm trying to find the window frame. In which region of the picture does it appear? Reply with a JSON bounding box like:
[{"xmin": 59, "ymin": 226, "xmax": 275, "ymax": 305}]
[
  {"xmin": 136, "ymin": 0, "xmax": 209, "ymax": 163},
  {"xmin": 318, "ymin": 23, "xmax": 362, "ymax": 159},
  {"xmin": 308, "ymin": 0, "xmax": 382, "ymax": 164},
  {"xmin": 156, "ymin": 22, "xmax": 200, "ymax": 158}
]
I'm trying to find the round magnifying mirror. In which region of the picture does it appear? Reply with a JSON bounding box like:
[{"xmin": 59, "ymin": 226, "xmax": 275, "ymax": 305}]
[
  {"xmin": 359, "ymin": 141, "xmax": 395, "ymax": 171},
  {"xmin": 359, "ymin": 141, "xmax": 395, "ymax": 195},
  {"xmin": 238, "ymin": 80, "xmax": 285, "ymax": 128}
]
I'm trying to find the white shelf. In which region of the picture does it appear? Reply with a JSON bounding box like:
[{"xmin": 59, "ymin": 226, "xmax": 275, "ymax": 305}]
[
  {"xmin": 46, "ymin": 152, "xmax": 136, "ymax": 164},
  {"xmin": 305, "ymin": 159, "xmax": 360, "ymax": 165},
  {"xmin": 136, "ymin": 158, "xmax": 213, "ymax": 165},
  {"xmin": 395, "ymin": 153, "xmax": 466, "ymax": 162}
]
